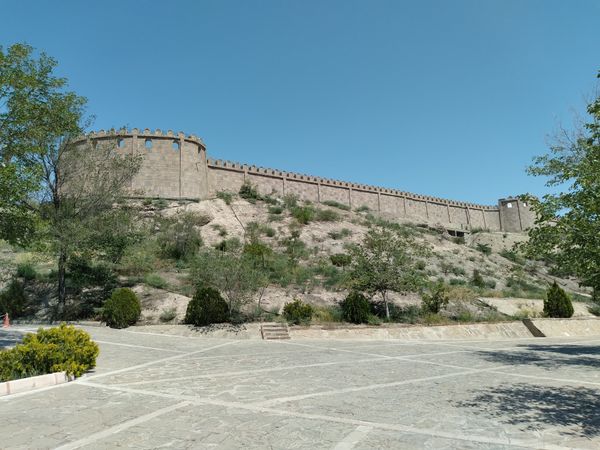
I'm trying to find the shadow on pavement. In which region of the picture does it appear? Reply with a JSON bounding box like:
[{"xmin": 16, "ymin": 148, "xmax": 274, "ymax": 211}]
[
  {"xmin": 475, "ymin": 343, "xmax": 600, "ymax": 369},
  {"xmin": 456, "ymin": 382, "xmax": 600, "ymax": 437},
  {"xmin": 0, "ymin": 330, "xmax": 25, "ymax": 349}
]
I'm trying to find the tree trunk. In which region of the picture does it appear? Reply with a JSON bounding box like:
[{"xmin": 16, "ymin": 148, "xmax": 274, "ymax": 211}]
[
  {"xmin": 57, "ymin": 249, "xmax": 67, "ymax": 315},
  {"xmin": 383, "ymin": 292, "xmax": 390, "ymax": 319}
]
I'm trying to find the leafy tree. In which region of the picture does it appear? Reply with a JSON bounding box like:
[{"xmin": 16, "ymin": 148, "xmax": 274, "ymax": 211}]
[
  {"xmin": 520, "ymin": 72, "xmax": 600, "ymax": 300},
  {"xmin": 421, "ymin": 282, "xmax": 450, "ymax": 314},
  {"xmin": 191, "ymin": 248, "xmax": 268, "ymax": 316},
  {"xmin": 348, "ymin": 226, "xmax": 429, "ymax": 319},
  {"xmin": 544, "ymin": 281, "xmax": 574, "ymax": 318},
  {"xmin": 1, "ymin": 44, "xmax": 142, "ymax": 312}
]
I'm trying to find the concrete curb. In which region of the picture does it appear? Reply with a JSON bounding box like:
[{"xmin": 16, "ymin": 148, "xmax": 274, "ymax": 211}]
[{"xmin": 0, "ymin": 372, "xmax": 71, "ymax": 397}]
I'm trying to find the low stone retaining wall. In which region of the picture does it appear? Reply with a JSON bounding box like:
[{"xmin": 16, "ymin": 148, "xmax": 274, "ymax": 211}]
[
  {"xmin": 0, "ymin": 372, "xmax": 70, "ymax": 397},
  {"xmin": 289, "ymin": 321, "xmax": 533, "ymax": 340},
  {"xmin": 530, "ymin": 317, "xmax": 600, "ymax": 337}
]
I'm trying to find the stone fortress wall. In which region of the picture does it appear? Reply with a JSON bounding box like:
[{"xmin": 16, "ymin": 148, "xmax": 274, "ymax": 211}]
[{"xmin": 77, "ymin": 128, "xmax": 534, "ymax": 233}]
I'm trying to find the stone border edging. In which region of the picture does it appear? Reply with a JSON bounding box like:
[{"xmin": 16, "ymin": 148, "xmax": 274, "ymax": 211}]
[{"xmin": 0, "ymin": 372, "xmax": 71, "ymax": 397}]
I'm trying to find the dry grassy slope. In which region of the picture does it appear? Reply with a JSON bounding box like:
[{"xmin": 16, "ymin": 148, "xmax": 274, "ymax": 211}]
[{"xmin": 136, "ymin": 197, "xmax": 588, "ymax": 323}]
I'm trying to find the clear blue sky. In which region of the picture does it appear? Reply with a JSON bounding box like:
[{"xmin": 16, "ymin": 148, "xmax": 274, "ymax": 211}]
[{"xmin": 1, "ymin": 0, "xmax": 598, "ymax": 205}]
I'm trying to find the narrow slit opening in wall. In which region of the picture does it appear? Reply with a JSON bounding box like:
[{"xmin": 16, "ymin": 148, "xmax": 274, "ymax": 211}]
[
  {"xmin": 172, "ymin": 141, "xmax": 180, "ymax": 151},
  {"xmin": 145, "ymin": 138, "xmax": 153, "ymax": 149},
  {"xmin": 117, "ymin": 138, "xmax": 125, "ymax": 149}
]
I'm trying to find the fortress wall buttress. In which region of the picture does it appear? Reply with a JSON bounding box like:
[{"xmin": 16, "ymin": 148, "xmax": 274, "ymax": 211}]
[
  {"xmin": 428, "ymin": 203, "xmax": 448, "ymax": 224},
  {"xmin": 351, "ymin": 190, "xmax": 380, "ymax": 211},
  {"xmin": 320, "ymin": 184, "xmax": 350, "ymax": 205},
  {"xmin": 468, "ymin": 209, "xmax": 486, "ymax": 229},
  {"xmin": 285, "ymin": 178, "xmax": 319, "ymax": 202},
  {"xmin": 247, "ymin": 173, "xmax": 284, "ymax": 196},
  {"xmin": 484, "ymin": 210, "xmax": 501, "ymax": 231},
  {"xmin": 380, "ymin": 194, "xmax": 404, "ymax": 216},
  {"xmin": 449, "ymin": 205, "xmax": 469, "ymax": 227}
]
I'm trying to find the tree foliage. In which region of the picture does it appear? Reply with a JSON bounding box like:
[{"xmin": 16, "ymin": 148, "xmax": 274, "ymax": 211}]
[
  {"xmin": 520, "ymin": 72, "xmax": 600, "ymax": 299},
  {"xmin": 348, "ymin": 226, "xmax": 429, "ymax": 319}
]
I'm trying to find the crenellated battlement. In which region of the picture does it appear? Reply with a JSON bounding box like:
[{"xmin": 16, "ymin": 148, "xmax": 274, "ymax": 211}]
[
  {"xmin": 207, "ymin": 159, "xmax": 497, "ymax": 210},
  {"xmin": 76, "ymin": 128, "xmax": 206, "ymax": 148},
  {"xmin": 80, "ymin": 128, "xmax": 532, "ymax": 232}
]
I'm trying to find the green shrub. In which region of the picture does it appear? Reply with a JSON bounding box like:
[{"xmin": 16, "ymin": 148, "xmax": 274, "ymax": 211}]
[
  {"xmin": 0, "ymin": 324, "xmax": 99, "ymax": 381},
  {"xmin": 282, "ymin": 299, "xmax": 313, "ymax": 325},
  {"xmin": 211, "ymin": 224, "xmax": 228, "ymax": 237},
  {"xmin": 322, "ymin": 200, "xmax": 350, "ymax": 211},
  {"xmin": 314, "ymin": 208, "xmax": 340, "ymax": 222},
  {"xmin": 16, "ymin": 263, "xmax": 36, "ymax": 280},
  {"xmin": 340, "ymin": 291, "xmax": 371, "ymax": 324},
  {"xmin": 499, "ymin": 249, "xmax": 526, "ymax": 265},
  {"xmin": 184, "ymin": 286, "xmax": 229, "ymax": 326},
  {"xmin": 102, "ymin": 288, "xmax": 141, "ymax": 328},
  {"xmin": 422, "ymin": 283, "xmax": 450, "ymax": 314},
  {"xmin": 157, "ymin": 213, "xmax": 206, "ymax": 260},
  {"xmin": 544, "ymin": 282, "xmax": 574, "ymax": 318},
  {"xmin": 268, "ymin": 205, "xmax": 283, "ymax": 215},
  {"xmin": 470, "ymin": 269, "xmax": 485, "ymax": 288},
  {"xmin": 328, "ymin": 228, "xmax": 352, "ymax": 240},
  {"xmin": 159, "ymin": 307, "xmax": 177, "ymax": 322},
  {"xmin": 291, "ymin": 205, "xmax": 315, "ymax": 224},
  {"xmin": 588, "ymin": 304, "xmax": 600, "ymax": 317},
  {"xmin": 283, "ymin": 194, "xmax": 298, "ymax": 209},
  {"xmin": 355, "ymin": 205, "xmax": 370, "ymax": 213},
  {"xmin": 119, "ymin": 239, "xmax": 161, "ymax": 275},
  {"xmin": 216, "ymin": 191, "xmax": 234, "ymax": 205},
  {"xmin": 330, "ymin": 253, "xmax": 352, "ymax": 268},
  {"xmin": 0, "ymin": 279, "xmax": 29, "ymax": 318},
  {"xmin": 476, "ymin": 243, "xmax": 492, "ymax": 255},
  {"xmin": 144, "ymin": 273, "xmax": 168, "ymax": 289},
  {"xmin": 239, "ymin": 182, "xmax": 261, "ymax": 202}
]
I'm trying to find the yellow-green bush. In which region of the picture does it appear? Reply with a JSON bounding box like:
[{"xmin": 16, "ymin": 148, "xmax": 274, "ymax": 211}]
[{"xmin": 0, "ymin": 324, "xmax": 99, "ymax": 381}]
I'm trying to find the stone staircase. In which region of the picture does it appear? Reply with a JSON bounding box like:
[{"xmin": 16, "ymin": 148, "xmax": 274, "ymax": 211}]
[{"xmin": 260, "ymin": 322, "xmax": 290, "ymax": 340}]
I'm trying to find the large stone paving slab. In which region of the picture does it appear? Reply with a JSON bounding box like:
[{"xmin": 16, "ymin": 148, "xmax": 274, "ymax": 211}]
[{"xmin": 2, "ymin": 326, "xmax": 600, "ymax": 449}]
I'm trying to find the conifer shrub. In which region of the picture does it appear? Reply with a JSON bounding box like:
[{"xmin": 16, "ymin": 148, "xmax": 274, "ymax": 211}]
[
  {"xmin": 340, "ymin": 291, "xmax": 370, "ymax": 324},
  {"xmin": 544, "ymin": 282, "xmax": 574, "ymax": 318},
  {"xmin": 0, "ymin": 279, "xmax": 29, "ymax": 318},
  {"xmin": 0, "ymin": 324, "xmax": 99, "ymax": 381},
  {"xmin": 283, "ymin": 299, "xmax": 313, "ymax": 325},
  {"xmin": 102, "ymin": 288, "xmax": 141, "ymax": 328},
  {"xmin": 184, "ymin": 286, "xmax": 229, "ymax": 326}
]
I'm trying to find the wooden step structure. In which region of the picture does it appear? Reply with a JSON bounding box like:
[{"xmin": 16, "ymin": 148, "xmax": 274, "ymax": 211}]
[{"xmin": 260, "ymin": 322, "xmax": 290, "ymax": 340}]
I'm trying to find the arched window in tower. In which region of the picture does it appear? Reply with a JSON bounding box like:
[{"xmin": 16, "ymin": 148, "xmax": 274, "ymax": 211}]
[
  {"xmin": 172, "ymin": 141, "xmax": 180, "ymax": 151},
  {"xmin": 145, "ymin": 138, "xmax": 153, "ymax": 150}
]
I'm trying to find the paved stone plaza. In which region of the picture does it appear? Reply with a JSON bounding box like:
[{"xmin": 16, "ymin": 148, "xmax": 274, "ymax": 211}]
[{"xmin": 2, "ymin": 326, "xmax": 600, "ymax": 449}]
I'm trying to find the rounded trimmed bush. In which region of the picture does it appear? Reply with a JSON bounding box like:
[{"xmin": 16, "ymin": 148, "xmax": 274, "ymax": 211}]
[
  {"xmin": 340, "ymin": 291, "xmax": 370, "ymax": 324},
  {"xmin": 283, "ymin": 299, "xmax": 313, "ymax": 325},
  {"xmin": 544, "ymin": 282, "xmax": 574, "ymax": 318},
  {"xmin": 0, "ymin": 323, "xmax": 99, "ymax": 381},
  {"xmin": 184, "ymin": 286, "xmax": 229, "ymax": 326},
  {"xmin": 102, "ymin": 288, "xmax": 141, "ymax": 329}
]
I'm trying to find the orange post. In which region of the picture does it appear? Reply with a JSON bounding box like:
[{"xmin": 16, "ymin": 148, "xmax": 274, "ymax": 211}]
[{"xmin": 2, "ymin": 313, "xmax": 9, "ymax": 328}]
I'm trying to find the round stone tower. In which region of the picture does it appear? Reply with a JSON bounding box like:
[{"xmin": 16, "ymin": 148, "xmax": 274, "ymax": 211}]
[{"xmin": 76, "ymin": 128, "xmax": 209, "ymax": 200}]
